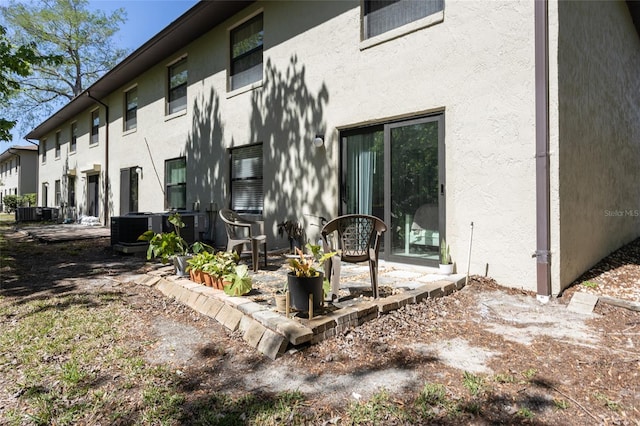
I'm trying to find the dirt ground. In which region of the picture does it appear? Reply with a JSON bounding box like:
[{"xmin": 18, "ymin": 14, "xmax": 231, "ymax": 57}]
[{"xmin": 2, "ymin": 227, "xmax": 639, "ymax": 424}]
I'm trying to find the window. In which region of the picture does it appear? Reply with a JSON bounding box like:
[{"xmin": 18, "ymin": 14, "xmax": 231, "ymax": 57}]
[
  {"xmin": 68, "ymin": 175, "xmax": 76, "ymax": 207},
  {"xmin": 55, "ymin": 132, "xmax": 61, "ymax": 158},
  {"xmin": 230, "ymin": 13, "xmax": 263, "ymax": 91},
  {"xmin": 42, "ymin": 183, "xmax": 48, "ymax": 207},
  {"xmin": 54, "ymin": 180, "xmax": 61, "ymax": 206},
  {"xmin": 91, "ymin": 110, "xmax": 99, "ymax": 145},
  {"xmin": 165, "ymin": 157, "xmax": 186, "ymax": 210},
  {"xmin": 70, "ymin": 122, "xmax": 77, "ymax": 152},
  {"xmin": 230, "ymin": 144, "xmax": 263, "ymax": 214},
  {"xmin": 363, "ymin": 0, "xmax": 444, "ymax": 39},
  {"xmin": 41, "ymin": 140, "xmax": 47, "ymax": 163},
  {"xmin": 124, "ymin": 87, "xmax": 137, "ymax": 131},
  {"xmin": 168, "ymin": 59, "xmax": 187, "ymax": 114}
]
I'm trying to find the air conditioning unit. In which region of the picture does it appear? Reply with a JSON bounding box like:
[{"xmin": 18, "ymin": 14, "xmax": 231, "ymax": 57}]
[
  {"xmin": 110, "ymin": 213, "xmax": 163, "ymax": 246},
  {"xmin": 162, "ymin": 211, "xmax": 209, "ymax": 245}
]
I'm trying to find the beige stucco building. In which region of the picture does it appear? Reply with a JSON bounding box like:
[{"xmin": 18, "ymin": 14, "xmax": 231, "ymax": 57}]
[
  {"xmin": 27, "ymin": 0, "xmax": 640, "ymax": 297},
  {"xmin": 0, "ymin": 145, "xmax": 38, "ymax": 210}
]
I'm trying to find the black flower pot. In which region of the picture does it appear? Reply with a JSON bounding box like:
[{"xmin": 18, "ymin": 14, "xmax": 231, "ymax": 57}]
[{"xmin": 287, "ymin": 272, "xmax": 323, "ymax": 312}]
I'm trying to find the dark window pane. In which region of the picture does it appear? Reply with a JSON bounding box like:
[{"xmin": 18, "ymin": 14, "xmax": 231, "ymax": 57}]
[
  {"xmin": 230, "ymin": 14, "xmax": 263, "ymax": 90},
  {"xmin": 364, "ymin": 0, "xmax": 443, "ymax": 38}
]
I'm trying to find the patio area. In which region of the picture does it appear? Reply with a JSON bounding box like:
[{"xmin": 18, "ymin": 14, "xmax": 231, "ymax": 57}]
[{"xmin": 139, "ymin": 251, "xmax": 466, "ymax": 359}]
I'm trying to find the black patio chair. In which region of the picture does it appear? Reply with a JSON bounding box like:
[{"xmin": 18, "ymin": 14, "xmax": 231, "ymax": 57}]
[{"xmin": 321, "ymin": 214, "xmax": 387, "ymax": 300}]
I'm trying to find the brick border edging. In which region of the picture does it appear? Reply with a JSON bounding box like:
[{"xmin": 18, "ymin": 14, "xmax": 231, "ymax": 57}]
[{"xmin": 135, "ymin": 268, "xmax": 465, "ymax": 359}]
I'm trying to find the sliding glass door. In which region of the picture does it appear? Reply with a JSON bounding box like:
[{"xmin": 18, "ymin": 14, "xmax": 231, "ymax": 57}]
[{"xmin": 341, "ymin": 115, "xmax": 444, "ymax": 265}]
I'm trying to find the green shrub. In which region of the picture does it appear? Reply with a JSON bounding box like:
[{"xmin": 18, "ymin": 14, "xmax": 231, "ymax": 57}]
[{"xmin": 2, "ymin": 195, "xmax": 19, "ymax": 212}]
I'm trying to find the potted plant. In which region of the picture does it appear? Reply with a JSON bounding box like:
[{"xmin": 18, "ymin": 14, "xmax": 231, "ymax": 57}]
[
  {"xmin": 439, "ymin": 239, "xmax": 453, "ymax": 275},
  {"xmin": 277, "ymin": 219, "xmax": 305, "ymax": 254},
  {"xmin": 286, "ymin": 243, "xmax": 335, "ymax": 312},
  {"xmin": 223, "ymin": 264, "xmax": 252, "ymax": 296},
  {"xmin": 138, "ymin": 212, "xmax": 210, "ymax": 277},
  {"xmin": 202, "ymin": 251, "xmax": 239, "ymax": 289},
  {"xmin": 186, "ymin": 250, "xmax": 215, "ymax": 283}
]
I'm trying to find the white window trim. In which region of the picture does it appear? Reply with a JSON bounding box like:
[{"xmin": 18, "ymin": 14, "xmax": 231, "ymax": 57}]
[
  {"xmin": 123, "ymin": 84, "xmax": 138, "ymax": 134},
  {"xmin": 166, "ymin": 55, "xmax": 188, "ymax": 116},
  {"xmin": 227, "ymin": 8, "xmax": 264, "ymax": 94},
  {"xmin": 55, "ymin": 130, "xmax": 61, "ymax": 160},
  {"xmin": 69, "ymin": 121, "xmax": 77, "ymax": 155},
  {"xmin": 360, "ymin": 8, "xmax": 444, "ymax": 50},
  {"xmin": 90, "ymin": 107, "xmax": 100, "ymax": 146}
]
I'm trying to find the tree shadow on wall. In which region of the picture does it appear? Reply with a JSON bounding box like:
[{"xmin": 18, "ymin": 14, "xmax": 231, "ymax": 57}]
[
  {"xmin": 185, "ymin": 88, "xmax": 227, "ymax": 245},
  {"xmin": 249, "ymin": 56, "xmax": 331, "ymax": 241}
]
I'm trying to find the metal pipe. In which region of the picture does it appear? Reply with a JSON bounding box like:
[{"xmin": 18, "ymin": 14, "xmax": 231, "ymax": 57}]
[
  {"xmin": 534, "ymin": 0, "xmax": 551, "ymax": 301},
  {"xmin": 465, "ymin": 222, "xmax": 474, "ymax": 287},
  {"xmin": 86, "ymin": 91, "xmax": 109, "ymax": 226}
]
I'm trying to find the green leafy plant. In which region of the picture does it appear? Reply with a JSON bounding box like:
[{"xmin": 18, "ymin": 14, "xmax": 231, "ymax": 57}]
[
  {"xmin": 138, "ymin": 212, "xmax": 210, "ymax": 263},
  {"xmin": 287, "ymin": 243, "xmax": 336, "ymax": 278},
  {"xmin": 203, "ymin": 251, "xmax": 239, "ymax": 278},
  {"xmin": 186, "ymin": 250, "xmax": 215, "ymax": 272},
  {"xmin": 582, "ymin": 281, "xmax": 599, "ymax": 289},
  {"xmin": 223, "ymin": 264, "xmax": 252, "ymax": 296},
  {"xmin": 440, "ymin": 239, "xmax": 451, "ymax": 265},
  {"xmin": 277, "ymin": 219, "xmax": 305, "ymax": 253},
  {"xmin": 462, "ymin": 371, "xmax": 485, "ymax": 396}
]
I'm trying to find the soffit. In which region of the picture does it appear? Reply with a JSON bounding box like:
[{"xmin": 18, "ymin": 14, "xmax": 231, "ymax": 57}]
[
  {"xmin": 628, "ymin": 1, "xmax": 640, "ymax": 38},
  {"xmin": 26, "ymin": 0, "xmax": 254, "ymax": 140}
]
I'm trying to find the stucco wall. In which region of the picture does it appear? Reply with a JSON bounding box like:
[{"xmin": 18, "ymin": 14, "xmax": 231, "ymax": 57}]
[
  {"xmin": 556, "ymin": 1, "xmax": 640, "ymax": 292},
  {"xmin": 37, "ymin": 0, "xmax": 543, "ymax": 290},
  {"xmin": 38, "ymin": 107, "xmax": 107, "ymax": 218}
]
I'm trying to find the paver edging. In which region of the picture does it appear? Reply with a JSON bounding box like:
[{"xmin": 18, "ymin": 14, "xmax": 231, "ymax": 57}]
[{"xmin": 143, "ymin": 272, "xmax": 465, "ymax": 358}]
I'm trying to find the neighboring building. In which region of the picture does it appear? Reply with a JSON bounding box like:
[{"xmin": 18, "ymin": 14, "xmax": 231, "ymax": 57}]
[
  {"xmin": 26, "ymin": 1, "xmax": 640, "ymax": 297},
  {"xmin": 0, "ymin": 145, "xmax": 38, "ymax": 210}
]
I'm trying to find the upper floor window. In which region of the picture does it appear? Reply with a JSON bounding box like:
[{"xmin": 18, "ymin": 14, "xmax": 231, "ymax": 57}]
[
  {"xmin": 41, "ymin": 139, "xmax": 47, "ymax": 163},
  {"xmin": 165, "ymin": 157, "xmax": 186, "ymax": 210},
  {"xmin": 125, "ymin": 87, "xmax": 138, "ymax": 131},
  {"xmin": 90, "ymin": 110, "xmax": 99, "ymax": 145},
  {"xmin": 230, "ymin": 143, "xmax": 263, "ymax": 214},
  {"xmin": 70, "ymin": 122, "xmax": 77, "ymax": 153},
  {"xmin": 363, "ymin": 0, "xmax": 444, "ymax": 39},
  {"xmin": 168, "ymin": 59, "xmax": 187, "ymax": 114},
  {"xmin": 230, "ymin": 13, "xmax": 263, "ymax": 91},
  {"xmin": 55, "ymin": 131, "xmax": 61, "ymax": 158}
]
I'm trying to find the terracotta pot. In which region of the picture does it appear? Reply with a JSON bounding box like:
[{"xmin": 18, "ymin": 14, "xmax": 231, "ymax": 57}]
[
  {"xmin": 214, "ymin": 276, "xmax": 225, "ymax": 290},
  {"xmin": 203, "ymin": 272, "xmax": 214, "ymax": 287},
  {"xmin": 191, "ymin": 269, "xmax": 204, "ymax": 284}
]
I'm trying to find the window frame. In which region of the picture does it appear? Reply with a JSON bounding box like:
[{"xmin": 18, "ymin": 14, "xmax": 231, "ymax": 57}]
[
  {"xmin": 55, "ymin": 131, "xmax": 61, "ymax": 159},
  {"xmin": 230, "ymin": 143, "xmax": 263, "ymax": 215},
  {"xmin": 361, "ymin": 0, "xmax": 444, "ymax": 49},
  {"xmin": 124, "ymin": 86, "xmax": 138, "ymax": 131},
  {"xmin": 165, "ymin": 156, "xmax": 187, "ymax": 210},
  {"xmin": 70, "ymin": 122, "xmax": 77, "ymax": 153},
  {"xmin": 90, "ymin": 109, "xmax": 100, "ymax": 145},
  {"xmin": 167, "ymin": 58, "xmax": 187, "ymax": 115},
  {"xmin": 54, "ymin": 179, "xmax": 61, "ymax": 206},
  {"xmin": 41, "ymin": 139, "xmax": 47, "ymax": 163},
  {"xmin": 229, "ymin": 12, "xmax": 264, "ymax": 92}
]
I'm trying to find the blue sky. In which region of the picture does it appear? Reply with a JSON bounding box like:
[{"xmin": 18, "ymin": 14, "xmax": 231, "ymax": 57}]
[
  {"xmin": 3, "ymin": 0, "xmax": 198, "ymax": 151},
  {"xmin": 90, "ymin": 0, "xmax": 198, "ymax": 51}
]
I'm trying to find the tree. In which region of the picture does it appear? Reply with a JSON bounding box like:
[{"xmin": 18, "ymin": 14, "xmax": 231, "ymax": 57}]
[
  {"xmin": 1, "ymin": 0, "xmax": 128, "ymax": 136},
  {"xmin": 0, "ymin": 25, "xmax": 50, "ymax": 141}
]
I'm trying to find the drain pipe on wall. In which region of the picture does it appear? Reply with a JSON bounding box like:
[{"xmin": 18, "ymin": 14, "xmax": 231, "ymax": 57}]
[
  {"xmin": 534, "ymin": 0, "xmax": 552, "ymax": 303},
  {"xmin": 86, "ymin": 91, "xmax": 109, "ymax": 227}
]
